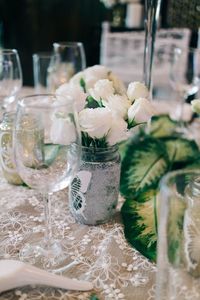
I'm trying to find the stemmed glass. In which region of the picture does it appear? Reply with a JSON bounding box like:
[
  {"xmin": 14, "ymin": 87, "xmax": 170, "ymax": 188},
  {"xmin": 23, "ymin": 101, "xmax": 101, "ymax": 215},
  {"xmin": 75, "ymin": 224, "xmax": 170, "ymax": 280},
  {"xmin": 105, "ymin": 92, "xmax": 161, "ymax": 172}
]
[
  {"xmin": 169, "ymin": 47, "xmax": 200, "ymax": 130},
  {"xmin": 0, "ymin": 49, "xmax": 22, "ymax": 112},
  {"xmin": 48, "ymin": 42, "xmax": 86, "ymax": 90},
  {"xmin": 13, "ymin": 94, "xmax": 81, "ymax": 271}
]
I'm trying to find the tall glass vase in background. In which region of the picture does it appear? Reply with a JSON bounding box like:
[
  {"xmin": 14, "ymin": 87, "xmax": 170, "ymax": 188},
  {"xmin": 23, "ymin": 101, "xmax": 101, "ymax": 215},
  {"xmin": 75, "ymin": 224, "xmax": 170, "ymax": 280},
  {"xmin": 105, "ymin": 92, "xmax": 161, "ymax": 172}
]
[{"xmin": 143, "ymin": 0, "xmax": 162, "ymax": 93}]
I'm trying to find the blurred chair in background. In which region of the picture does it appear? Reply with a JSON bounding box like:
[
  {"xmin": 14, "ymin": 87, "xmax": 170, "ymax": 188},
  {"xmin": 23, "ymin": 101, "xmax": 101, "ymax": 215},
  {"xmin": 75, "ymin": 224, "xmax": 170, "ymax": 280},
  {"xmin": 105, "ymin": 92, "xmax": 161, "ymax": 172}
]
[{"xmin": 100, "ymin": 21, "xmax": 191, "ymax": 93}]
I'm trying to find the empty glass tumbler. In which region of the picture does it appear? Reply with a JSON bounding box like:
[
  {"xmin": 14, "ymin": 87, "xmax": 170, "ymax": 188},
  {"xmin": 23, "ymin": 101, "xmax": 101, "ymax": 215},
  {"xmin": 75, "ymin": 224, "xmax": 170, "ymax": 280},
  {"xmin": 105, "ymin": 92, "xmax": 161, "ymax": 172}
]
[{"xmin": 156, "ymin": 170, "xmax": 200, "ymax": 300}]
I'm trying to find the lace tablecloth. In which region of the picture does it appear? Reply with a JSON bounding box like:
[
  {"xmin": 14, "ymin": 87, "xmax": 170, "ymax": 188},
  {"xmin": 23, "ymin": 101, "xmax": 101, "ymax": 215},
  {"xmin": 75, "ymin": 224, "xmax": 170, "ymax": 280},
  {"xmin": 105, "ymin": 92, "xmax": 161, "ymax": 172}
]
[{"xmin": 0, "ymin": 173, "xmax": 156, "ymax": 300}]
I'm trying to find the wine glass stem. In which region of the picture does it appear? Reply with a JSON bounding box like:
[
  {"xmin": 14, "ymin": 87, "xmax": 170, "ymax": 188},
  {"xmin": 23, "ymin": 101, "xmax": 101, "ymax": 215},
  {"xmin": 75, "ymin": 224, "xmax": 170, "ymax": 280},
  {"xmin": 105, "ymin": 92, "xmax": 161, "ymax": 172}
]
[{"xmin": 43, "ymin": 192, "xmax": 53, "ymax": 247}]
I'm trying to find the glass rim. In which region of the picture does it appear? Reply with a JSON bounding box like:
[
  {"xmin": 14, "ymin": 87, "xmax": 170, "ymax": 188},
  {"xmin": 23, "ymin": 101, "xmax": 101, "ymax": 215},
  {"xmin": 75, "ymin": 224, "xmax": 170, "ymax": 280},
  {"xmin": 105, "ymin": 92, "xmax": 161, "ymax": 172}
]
[
  {"xmin": 81, "ymin": 144, "xmax": 118, "ymax": 152},
  {"xmin": 18, "ymin": 93, "xmax": 75, "ymax": 109},
  {"xmin": 159, "ymin": 169, "xmax": 200, "ymax": 194},
  {"xmin": 53, "ymin": 41, "xmax": 83, "ymax": 48},
  {"xmin": 32, "ymin": 52, "xmax": 54, "ymax": 59},
  {"xmin": 0, "ymin": 49, "xmax": 18, "ymax": 55}
]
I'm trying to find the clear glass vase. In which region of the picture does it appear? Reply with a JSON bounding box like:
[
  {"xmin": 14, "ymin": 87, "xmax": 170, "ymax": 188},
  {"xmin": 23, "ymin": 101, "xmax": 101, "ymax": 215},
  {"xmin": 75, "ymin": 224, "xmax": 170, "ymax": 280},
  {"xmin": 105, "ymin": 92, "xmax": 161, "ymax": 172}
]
[
  {"xmin": 69, "ymin": 145, "xmax": 121, "ymax": 225},
  {"xmin": 143, "ymin": 0, "xmax": 162, "ymax": 92}
]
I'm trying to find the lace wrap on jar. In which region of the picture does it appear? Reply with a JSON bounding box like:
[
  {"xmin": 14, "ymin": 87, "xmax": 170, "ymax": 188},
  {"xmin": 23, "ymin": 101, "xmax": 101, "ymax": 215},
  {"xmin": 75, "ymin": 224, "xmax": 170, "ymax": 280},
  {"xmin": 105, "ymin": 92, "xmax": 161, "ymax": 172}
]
[{"xmin": 69, "ymin": 145, "xmax": 121, "ymax": 225}]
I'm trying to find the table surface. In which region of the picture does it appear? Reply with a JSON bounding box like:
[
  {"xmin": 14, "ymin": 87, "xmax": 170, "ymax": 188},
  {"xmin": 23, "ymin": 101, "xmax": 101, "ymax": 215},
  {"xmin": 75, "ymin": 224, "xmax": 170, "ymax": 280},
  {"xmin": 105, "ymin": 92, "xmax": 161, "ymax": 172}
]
[{"xmin": 0, "ymin": 173, "xmax": 156, "ymax": 300}]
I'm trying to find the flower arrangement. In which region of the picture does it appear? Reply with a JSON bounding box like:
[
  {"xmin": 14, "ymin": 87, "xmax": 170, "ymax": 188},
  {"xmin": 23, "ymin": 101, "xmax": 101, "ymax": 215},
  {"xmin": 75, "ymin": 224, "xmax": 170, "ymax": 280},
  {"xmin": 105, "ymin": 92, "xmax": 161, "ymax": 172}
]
[{"xmin": 56, "ymin": 65, "xmax": 155, "ymax": 148}]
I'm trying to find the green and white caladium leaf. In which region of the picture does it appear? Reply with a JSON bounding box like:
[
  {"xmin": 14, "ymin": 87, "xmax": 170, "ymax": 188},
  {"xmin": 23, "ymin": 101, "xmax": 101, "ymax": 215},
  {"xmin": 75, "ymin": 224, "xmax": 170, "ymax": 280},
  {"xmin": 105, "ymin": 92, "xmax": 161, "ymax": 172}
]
[
  {"xmin": 120, "ymin": 137, "xmax": 169, "ymax": 199},
  {"xmin": 184, "ymin": 157, "xmax": 200, "ymax": 170},
  {"xmin": 149, "ymin": 115, "xmax": 178, "ymax": 138},
  {"xmin": 167, "ymin": 194, "xmax": 186, "ymax": 266},
  {"xmin": 163, "ymin": 138, "xmax": 199, "ymax": 165},
  {"xmin": 121, "ymin": 189, "xmax": 158, "ymax": 262}
]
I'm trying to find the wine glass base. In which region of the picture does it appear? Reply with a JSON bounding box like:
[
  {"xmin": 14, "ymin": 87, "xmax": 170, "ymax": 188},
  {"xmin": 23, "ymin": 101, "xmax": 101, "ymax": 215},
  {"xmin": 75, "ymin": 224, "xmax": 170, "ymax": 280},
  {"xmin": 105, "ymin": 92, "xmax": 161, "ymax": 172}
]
[{"xmin": 20, "ymin": 239, "xmax": 71, "ymax": 273}]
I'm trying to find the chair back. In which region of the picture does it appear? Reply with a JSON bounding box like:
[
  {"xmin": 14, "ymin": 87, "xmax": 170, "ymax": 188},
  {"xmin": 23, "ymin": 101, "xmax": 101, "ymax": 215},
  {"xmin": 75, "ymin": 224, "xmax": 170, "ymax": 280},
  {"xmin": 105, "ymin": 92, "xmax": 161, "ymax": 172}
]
[{"xmin": 100, "ymin": 22, "xmax": 191, "ymax": 89}]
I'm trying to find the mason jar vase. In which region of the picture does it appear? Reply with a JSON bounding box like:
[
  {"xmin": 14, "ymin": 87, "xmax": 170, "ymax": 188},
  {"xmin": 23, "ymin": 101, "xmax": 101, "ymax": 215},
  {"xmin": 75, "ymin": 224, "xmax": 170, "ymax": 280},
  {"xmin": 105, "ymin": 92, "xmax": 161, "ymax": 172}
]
[{"xmin": 69, "ymin": 145, "xmax": 121, "ymax": 225}]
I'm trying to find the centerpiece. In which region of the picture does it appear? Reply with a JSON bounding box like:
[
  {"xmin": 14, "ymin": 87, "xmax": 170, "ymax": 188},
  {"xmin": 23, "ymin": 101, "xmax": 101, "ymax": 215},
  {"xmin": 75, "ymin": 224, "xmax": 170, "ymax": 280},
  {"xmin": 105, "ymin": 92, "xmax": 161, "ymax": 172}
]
[{"xmin": 56, "ymin": 65, "xmax": 155, "ymax": 225}]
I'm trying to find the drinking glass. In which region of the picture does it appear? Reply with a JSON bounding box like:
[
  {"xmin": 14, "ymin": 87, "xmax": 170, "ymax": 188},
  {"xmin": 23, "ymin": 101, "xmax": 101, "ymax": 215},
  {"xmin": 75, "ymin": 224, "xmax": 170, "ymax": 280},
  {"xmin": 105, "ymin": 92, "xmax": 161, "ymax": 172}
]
[
  {"xmin": 0, "ymin": 49, "xmax": 22, "ymax": 111},
  {"xmin": 51, "ymin": 42, "xmax": 86, "ymax": 89},
  {"xmin": 169, "ymin": 47, "xmax": 200, "ymax": 123},
  {"xmin": 13, "ymin": 94, "xmax": 81, "ymax": 271},
  {"xmin": 156, "ymin": 170, "xmax": 200, "ymax": 300},
  {"xmin": 32, "ymin": 52, "xmax": 55, "ymax": 93}
]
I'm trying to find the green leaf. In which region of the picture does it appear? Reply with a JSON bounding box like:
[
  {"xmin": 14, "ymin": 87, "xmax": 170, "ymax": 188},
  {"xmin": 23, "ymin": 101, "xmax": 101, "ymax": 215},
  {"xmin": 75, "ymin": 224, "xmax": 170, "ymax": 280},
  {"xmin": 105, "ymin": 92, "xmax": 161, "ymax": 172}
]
[
  {"xmin": 163, "ymin": 137, "xmax": 199, "ymax": 165},
  {"xmin": 121, "ymin": 189, "xmax": 158, "ymax": 261},
  {"xmin": 167, "ymin": 194, "xmax": 186, "ymax": 266},
  {"xmin": 44, "ymin": 144, "xmax": 60, "ymax": 166},
  {"xmin": 120, "ymin": 137, "xmax": 169, "ymax": 198},
  {"xmin": 149, "ymin": 115, "xmax": 178, "ymax": 138},
  {"xmin": 80, "ymin": 77, "xmax": 86, "ymax": 93},
  {"xmin": 85, "ymin": 96, "xmax": 104, "ymax": 109},
  {"xmin": 90, "ymin": 295, "xmax": 99, "ymax": 300},
  {"xmin": 184, "ymin": 156, "xmax": 200, "ymax": 170}
]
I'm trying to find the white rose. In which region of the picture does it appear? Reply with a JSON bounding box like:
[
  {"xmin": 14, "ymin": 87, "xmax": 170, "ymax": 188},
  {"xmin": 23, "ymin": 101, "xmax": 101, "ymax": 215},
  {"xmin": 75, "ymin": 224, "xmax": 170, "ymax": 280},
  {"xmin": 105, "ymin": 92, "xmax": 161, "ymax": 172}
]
[
  {"xmin": 89, "ymin": 79, "xmax": 114, "ymax": 101},
  {"xmin": 128, "ymin": 98, "xmax": 155, "ymax": 124},
  {"xmin": 108, "ymin": 71, "xmax": 126, "ymax": 95},
  {"xmin": 191, "ymin": 99, "xmax": 200, "ymax": 114},
  {"xmin": 69, "ymin": 71, "xmax": 84, "ymax": 86},
  {"xmin": 56, "ymin": 82, "xmax": 87, "ymax": 112},
  {"xmin": 103, "ymin": 94, "xmax": 131, "ymax": 118},
  {"xmin": 84, "ymin": 65, "xmax": 108, "ymax": 80},
  {"xmin": 107, "ymin": 116, "xmax": 128, "ymax": 146},
  {"xmin": 127, "ymin": 82, "xmax": 149, "ymax": 102},
  {"xmin": 84, "ymin": 65, "xmax": 109, "ymax": 89},
  {"xmin": 79, "ymin": 107, "xmax": 112, "ymax": 139},
  {"xmin": 50, "ymin": 116, "xmax": 76, "ymax": 145}
]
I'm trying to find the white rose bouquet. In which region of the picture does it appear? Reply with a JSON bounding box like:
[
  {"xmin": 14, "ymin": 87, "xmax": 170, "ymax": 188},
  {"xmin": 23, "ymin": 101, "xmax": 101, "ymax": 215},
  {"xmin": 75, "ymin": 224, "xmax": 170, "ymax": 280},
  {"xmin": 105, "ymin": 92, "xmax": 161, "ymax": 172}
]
[{"xmin": 56, "ymin": 65, "xmax": 155, "ymax": 148}]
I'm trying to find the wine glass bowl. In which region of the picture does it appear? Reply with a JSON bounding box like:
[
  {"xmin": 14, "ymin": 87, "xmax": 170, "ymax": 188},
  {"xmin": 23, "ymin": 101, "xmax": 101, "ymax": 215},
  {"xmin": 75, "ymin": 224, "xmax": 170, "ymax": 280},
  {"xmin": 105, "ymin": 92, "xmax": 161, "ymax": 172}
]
[
  {"xmin": 0, "ymin": 49, "xmax": 22, "ymax": 110},
  {"xmin": 49, "ymin": 42, "xmax": 86, "ymax": 89},
  {"xmin": 13, "ymin": 94, "xmax": 81, "ymax": 271},
  {"xmin": 32, "ymin": 52, "xmax": 56, "ymax": 93},
  {"xmin": 170, "ymin": 47, "xmax": 200, "ymax": 100}
]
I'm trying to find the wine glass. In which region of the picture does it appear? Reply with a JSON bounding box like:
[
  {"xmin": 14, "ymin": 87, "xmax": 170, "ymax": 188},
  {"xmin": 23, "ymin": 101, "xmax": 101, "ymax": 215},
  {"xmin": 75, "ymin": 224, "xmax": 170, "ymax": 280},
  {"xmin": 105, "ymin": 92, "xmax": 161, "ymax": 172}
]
[
  {"xmin": 13, "ymin": 94, "xmax": 81, "ymax": 271},
  {"xmin": 32, "ymin": 52, "xmax": 55, "ymax": 93},
  {"xmin": 0, "ymin": 49, "xmax": 22, "ymax": 112},
  {"xmin": 169, "ymin": 47, "xmax": 200, "ymax": 129},
  {"xmin": 48, "ymin": 42, "xmax": 86, "ymax": 90},
  {"xmin": 156, "ymin": 170, "xmax": 200, "ymax": 300}
]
